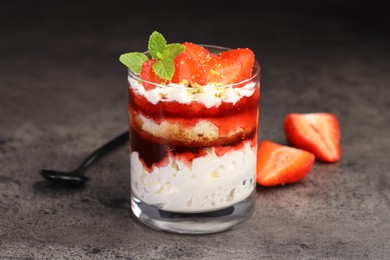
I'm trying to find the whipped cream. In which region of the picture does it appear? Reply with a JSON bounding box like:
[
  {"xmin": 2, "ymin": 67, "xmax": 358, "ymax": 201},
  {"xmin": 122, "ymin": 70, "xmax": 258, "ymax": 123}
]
[
  {"xmin": 128, "ymin": 77, "xmax": 255, "ymax": 108},
  {"xmin": 130, "ymin": 141, "xmax": 256, "ymax": 213}
]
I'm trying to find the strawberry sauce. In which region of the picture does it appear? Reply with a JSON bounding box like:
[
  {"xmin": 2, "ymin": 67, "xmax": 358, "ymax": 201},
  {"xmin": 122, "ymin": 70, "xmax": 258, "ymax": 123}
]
[{"xmin": 130, "ymin": 126, "xmax": 257, "ymax": 171}]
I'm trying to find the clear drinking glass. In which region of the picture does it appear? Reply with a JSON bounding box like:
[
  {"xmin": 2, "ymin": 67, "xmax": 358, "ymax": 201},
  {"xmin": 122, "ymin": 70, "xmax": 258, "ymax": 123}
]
[{"xmin": 127, "ymin": 45, "xmax": 261, "ymax": 234}]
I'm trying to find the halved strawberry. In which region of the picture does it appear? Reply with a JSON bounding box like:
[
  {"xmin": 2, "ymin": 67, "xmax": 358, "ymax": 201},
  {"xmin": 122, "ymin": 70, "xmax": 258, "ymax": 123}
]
[
  {"xmin": 284, "ymin": 113, "xmax": 341, "ymax": 163},
  {"xmin": 171, "ymin": 53, "xmax": 206, "ymax": 85},
  {"xmin": 176, "ymin": 43, "xmax": 256, "ymax": 86},
  {"xmin": 204, "ymin": 56, "xmax": 245, "ymax": 84},
  {"xmin": 182, "ymin": 42, "xmax": 214, "ymax": 64},
  {"xmin": 219, "ymin": 48, "xmax": 255, "ymax": 79},
  {"xmin": 256, "ymin": 140, "xmax": 315, "ymax": 186},
  {"xmin": 140, "ymin": 59, "xmax": 165, "ymax": 90}
]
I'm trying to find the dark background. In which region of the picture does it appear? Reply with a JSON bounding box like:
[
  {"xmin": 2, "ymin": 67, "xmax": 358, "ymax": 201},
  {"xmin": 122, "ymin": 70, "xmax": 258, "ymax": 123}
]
[{"xmin": 1, "ymin": 0, "xmax": 389, "ymax": 259}]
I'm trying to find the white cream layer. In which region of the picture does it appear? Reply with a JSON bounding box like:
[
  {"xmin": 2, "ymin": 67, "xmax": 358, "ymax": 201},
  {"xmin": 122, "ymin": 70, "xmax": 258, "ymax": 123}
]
[
  {"xmin": 130, "ymin": 141, "xmax": 256, "ymax": 213},
  {"xmin": 128, "ymin": 77, "xmax": 255, "ymax": 108}
]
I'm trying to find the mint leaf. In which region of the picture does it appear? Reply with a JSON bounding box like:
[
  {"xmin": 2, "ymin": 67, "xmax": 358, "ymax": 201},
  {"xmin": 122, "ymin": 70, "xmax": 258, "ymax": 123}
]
[
  {"xmin": 148, "ymin": 31, "xmax": 166, "ymax": 59},
  {"xmin": 119, "ymin": 31, "xmax": 183, "ymax": 81},
  {"xmin": 119, "ymin": 52, "xmax": 148, "ymax": 74},
  {"xmin": 164, "ymin": 43, "xmax": 185, "ymax": 60},
  {"xmin": 152, "ymin": 59, "xmax": 175, "ymax": 80}
]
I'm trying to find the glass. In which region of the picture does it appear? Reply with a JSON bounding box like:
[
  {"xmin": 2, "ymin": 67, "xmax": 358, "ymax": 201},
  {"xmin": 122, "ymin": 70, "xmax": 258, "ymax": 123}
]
[{"xmin": 127, "ymin": 45, "xmax": 261, "ymax": 234}]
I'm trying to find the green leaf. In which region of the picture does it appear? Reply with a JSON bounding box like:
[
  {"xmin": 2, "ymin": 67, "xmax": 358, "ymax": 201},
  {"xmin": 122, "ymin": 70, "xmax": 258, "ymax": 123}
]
[
  {"xmin": 148, "ymin": 31, "xmax": 166, "ymax": 59},
  {"xmin": 152, "ymin": 59, "xmax": 175, "ymax": 80},
  {"xmin": 163, "ymin": 43, "xmax": 185, "ymax": 60},
  {"xmin": 119, "ymin": 31, "xmax": 184, "ymax": 80},
  {"xmin": 119, "ymin": 52, "xmax": 148, "ymax": 74}
]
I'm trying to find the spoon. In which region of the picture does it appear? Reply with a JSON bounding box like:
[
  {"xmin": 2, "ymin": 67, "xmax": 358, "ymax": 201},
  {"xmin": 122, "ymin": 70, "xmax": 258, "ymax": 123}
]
[{"xmin": 40, "ymin": 131, "xmax": 129, "ymax": 186}]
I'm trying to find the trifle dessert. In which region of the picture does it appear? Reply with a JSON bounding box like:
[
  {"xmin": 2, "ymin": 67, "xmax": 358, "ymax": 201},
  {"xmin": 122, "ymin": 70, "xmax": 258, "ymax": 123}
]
[{"xmin": 120, "ymin": 31, "xmax": 260, "ymax": 234}]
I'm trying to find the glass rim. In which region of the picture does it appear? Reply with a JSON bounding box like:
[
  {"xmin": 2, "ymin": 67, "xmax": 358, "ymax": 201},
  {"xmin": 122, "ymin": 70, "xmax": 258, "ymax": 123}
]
[{"xmin": 127, "ymin": 44, "xmax": 260, "ymax": 89}]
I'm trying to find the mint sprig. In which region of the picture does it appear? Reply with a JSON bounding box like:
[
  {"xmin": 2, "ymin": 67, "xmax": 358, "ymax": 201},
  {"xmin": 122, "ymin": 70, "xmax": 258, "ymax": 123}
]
[
  {"xmin": 119, "ymin": 52, "xmax": 148, "ymax": 74},
  {"xmin": 119, "ymin": 31, "xmax": 184, "ymax": 80}
]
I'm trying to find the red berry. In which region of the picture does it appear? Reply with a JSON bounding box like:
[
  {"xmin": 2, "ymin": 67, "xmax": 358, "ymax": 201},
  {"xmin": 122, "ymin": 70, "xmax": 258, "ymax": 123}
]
[
  {"xmin": 256, "ymin": 140, "xmax": 315, "ymax": 186},
  {"xmin": 182, "ymin": 42, "xmax": 214, "ymax": 64},
  {"xmin": 284, "ymin": 113, "xmax": 341, "ymax": 163},
  {"xmin": 171, "ymin": 53, "xmax": 206, "ymax": 85},
  {"xmin": 140, "ymin": 59, "xmax": 165, "ymax": 90},
  {"xmin": 204, "ymin": 56, "xmax": 245, "ymax": 84},
  {"xmin": 219, "ymin": 48, "xmax": 255, "ymax": 80}
]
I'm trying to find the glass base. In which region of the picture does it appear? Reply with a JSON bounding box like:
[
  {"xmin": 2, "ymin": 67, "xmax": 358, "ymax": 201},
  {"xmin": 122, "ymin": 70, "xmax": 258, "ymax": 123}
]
[{"xmin": 130, "ymin": 191, "xmax": 255, "ymax": 234}]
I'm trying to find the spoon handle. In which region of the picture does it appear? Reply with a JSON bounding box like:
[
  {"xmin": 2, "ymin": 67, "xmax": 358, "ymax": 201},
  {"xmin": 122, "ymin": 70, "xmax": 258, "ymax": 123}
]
[{"xmin": 77, "ymin": 131, "xmax": 129, "ymax": 171}]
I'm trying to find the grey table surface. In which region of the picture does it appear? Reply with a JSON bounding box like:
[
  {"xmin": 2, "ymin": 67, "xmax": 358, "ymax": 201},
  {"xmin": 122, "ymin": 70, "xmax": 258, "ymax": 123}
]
[{"xmin": 1, "ymin": 1, "xmax": 389, "ymax": 259}]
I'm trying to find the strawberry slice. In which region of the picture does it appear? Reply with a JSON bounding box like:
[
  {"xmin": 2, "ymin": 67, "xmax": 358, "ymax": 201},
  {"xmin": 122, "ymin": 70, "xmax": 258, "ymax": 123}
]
[
  {"xmin": 182, "ymin": 42, "xmax": 214, "ymax": 64},
  {"xmin": 204, "ymin": 56, "xmax": 245, "ymax": 84},
  {"xmin": 140, "ymin": 59, "xmax": 165, "ymax": 90},
  {"xmin": 174, "ymin": 43, "xmax": 255, "ymax": 85},
  {"xmin": 171, "ymin": 53, "xmax": 206, "ymax": 85},
  {"xmin": 256, "ymin": 140, "xmax": 315, "ymax": 186},
  {"xmin": 283, "ymin": 113, "xmax": 341, "ymax": 163},
  {"xmin": 219, "ymin": 48, "xmax": 255, "ymax": 79}
]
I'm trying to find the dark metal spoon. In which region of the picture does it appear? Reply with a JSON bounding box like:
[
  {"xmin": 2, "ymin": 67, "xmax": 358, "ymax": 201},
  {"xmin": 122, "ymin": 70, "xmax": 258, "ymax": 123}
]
[{"xmin": 40, "ymin": 131, "xmax": 129, "ymax": 186}]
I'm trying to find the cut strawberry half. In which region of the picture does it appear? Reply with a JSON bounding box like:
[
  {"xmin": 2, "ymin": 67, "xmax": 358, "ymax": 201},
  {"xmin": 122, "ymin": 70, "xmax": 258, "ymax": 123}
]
[
  {"xmin": 182, "ymin": 42, "xmax": 214, "ymax": 64},
  {"xmin": 219, "ymin": 48, "xmax": 255, "ymax": 79},
  {"xmin": 171, "ymin": 53, "xmax": 206, "ymax": 85},
  {"xmin": 283, "ymin": 113, "xmax": 341, "ymax": 163},
  {"xmin": 204, "ymin": 56, "xmax": 246, "ymax": 84},
  {"xmin": 256, "ymin": 140, "xmax": 315, "ymax": 186},
  {"xmin": 140, "ymin": 59, "xmax": 165, "ymax": 90},
  {"xmin": 170, "ymin": 43, "xmax": 257, "ymax": 86}
]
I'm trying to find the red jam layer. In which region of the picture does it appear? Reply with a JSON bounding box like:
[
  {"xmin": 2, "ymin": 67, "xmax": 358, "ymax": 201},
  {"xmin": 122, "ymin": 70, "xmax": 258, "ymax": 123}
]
[
  {"xmin": 128, "ymin": 87, "xmax": 260, "ymax": 118},
  {"xmin": 130, "ymin": 128, "xmax": 257, "ymax": 172}
]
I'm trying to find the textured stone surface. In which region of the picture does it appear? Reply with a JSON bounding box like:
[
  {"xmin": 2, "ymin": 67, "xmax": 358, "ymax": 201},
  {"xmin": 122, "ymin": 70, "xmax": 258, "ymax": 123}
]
[{"xmin": 1, "ymin": 1, "xmax": 389, "ymax": 259}]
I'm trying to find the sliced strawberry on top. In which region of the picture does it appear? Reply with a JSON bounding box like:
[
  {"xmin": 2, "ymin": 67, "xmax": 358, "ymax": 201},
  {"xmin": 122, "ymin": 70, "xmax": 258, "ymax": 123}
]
[
  {"xmin": 256, "ymin": 140, "xmax": 315, "ymax": 186},
  {"xmin": 182, "ymin": 42, "xmax": 214, "ymax": 64},
  {"xmin": 140, "ymin": 59, "xmax": 166, "ymax": 90},
  {"xmin": 219, "ymin": 48, "xmax": 255, "ymax": 79},
  {"xmin": 283, "ymin": 113, "xmax": 341, "ymax": 163},
  {"xmin": 204, "ymin": 56, "xmax": 245, "ymax": 84},
  {"xmin": 171, "ymin": 53, "xmax": 207, "ymax": 85}
]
